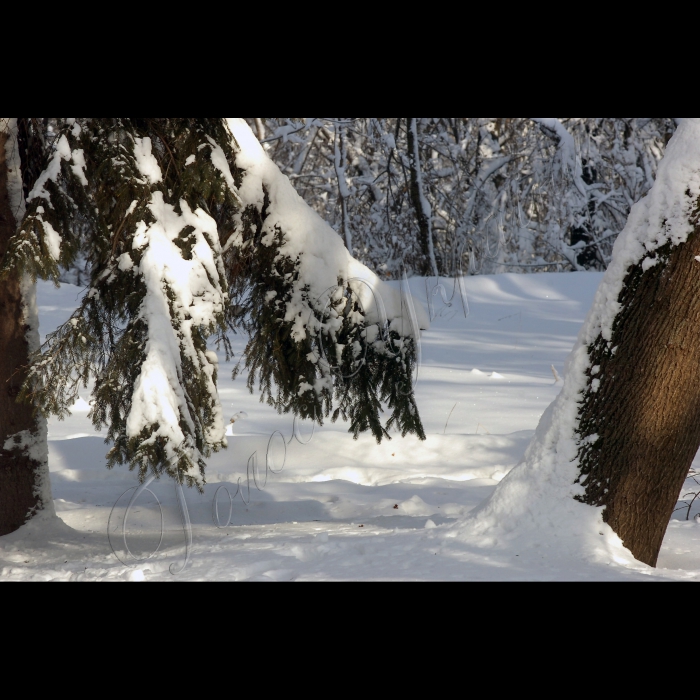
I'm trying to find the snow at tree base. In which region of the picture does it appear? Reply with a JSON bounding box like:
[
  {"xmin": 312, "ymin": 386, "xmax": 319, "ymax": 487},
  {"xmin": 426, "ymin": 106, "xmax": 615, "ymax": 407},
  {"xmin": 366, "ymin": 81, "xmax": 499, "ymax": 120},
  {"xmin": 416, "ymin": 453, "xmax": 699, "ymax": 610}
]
[{"xmin": 2, "ymin": 117, "xmax": 700, "ymax": 581}]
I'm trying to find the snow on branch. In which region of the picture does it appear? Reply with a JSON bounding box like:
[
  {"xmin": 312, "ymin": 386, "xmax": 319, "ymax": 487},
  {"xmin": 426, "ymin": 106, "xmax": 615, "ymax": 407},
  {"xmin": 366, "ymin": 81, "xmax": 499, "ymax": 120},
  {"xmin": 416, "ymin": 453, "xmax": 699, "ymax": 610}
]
[
  {"xmin": 531, "ymin": 118, "xmax": 587, "ymax": 198},
  {"xmin": 227, "ymin": 118, "xmax": 428, "ymax": 443},
  {"xmin": 228, "ymin": 118, "xmax": 427, "ymax": 340},
  {"xmin": 14, "ymin": 119, "xmax": 239, "ymax": 488}
]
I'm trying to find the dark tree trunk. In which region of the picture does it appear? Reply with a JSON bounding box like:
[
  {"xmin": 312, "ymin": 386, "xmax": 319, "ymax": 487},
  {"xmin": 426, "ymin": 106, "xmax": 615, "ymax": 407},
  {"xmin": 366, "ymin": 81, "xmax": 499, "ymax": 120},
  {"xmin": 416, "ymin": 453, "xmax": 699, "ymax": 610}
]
[
  {"xmin": 0, "ymin": 127, "xmax": 47, "ymax": 536},
  {"xmin": 405, "ymin": 118, "xmax": 436, "ymax": 277},
  {"xmin": 333, "ymin": 122, "xmax": 352, "ymax": 255},
  {"xmin": 577, "ymin": 215, "xmax": 700, "ymax": 566}
]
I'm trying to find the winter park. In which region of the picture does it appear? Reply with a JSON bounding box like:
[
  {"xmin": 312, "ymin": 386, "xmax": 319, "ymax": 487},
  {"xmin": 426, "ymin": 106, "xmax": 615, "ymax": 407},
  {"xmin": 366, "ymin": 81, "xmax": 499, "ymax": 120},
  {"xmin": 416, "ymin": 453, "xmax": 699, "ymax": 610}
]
[{"xmin": 2, "ymin": 118, "xmax": 700, "ymax": 582}]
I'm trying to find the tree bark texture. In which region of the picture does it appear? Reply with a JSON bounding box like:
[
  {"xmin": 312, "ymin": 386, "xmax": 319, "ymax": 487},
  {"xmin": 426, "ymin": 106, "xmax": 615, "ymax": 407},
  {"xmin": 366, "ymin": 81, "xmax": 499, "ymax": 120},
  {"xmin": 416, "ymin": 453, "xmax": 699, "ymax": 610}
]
[
  {"xmin": 406, "ymin": 118, "xmax": 436, "ymax": 277},
  {"xmin": 577, "ymin": 212, "xmax": 700, "ymax": 567},
  {"xmin": 0, "ymin": 129, "xmax": 44, "ymax": 536}
]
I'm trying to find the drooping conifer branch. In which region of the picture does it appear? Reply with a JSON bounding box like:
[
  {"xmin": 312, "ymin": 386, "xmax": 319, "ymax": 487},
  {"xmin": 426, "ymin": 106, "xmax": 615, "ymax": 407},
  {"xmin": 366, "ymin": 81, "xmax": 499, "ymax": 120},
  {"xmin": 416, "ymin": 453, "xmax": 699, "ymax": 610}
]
[{"xmin": 4, "ymin": 118, "xmax": 426, "ymax": 493}]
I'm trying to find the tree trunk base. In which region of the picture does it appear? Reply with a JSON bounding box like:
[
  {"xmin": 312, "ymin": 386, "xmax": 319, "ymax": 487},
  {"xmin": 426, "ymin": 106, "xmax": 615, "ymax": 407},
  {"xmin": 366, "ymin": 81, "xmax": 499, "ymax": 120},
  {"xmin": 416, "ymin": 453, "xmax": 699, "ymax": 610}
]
[
  {"xmin": 0, "ymin": 449, "xmax": 42, "ymax": 536},
  {"xmin": 578, "ymin": 227, "xmax": 700, "ymax": 567}
]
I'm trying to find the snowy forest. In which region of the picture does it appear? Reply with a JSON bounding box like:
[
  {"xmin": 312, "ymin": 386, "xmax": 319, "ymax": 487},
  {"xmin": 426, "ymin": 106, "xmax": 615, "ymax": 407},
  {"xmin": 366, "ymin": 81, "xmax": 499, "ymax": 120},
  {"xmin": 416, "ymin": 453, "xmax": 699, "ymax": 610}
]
[{"xmin": 2, "ymin": 117, "xmax": 699, "ymax": 581}]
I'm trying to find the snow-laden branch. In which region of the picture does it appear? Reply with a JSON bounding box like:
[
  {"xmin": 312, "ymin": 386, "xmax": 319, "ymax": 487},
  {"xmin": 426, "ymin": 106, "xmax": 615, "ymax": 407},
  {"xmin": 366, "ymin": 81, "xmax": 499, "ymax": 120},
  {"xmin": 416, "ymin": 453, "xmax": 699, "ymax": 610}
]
[
  {"xmin": 531, "ymin": 118, "xmax": 587, "ymax": 198},
  {"xmin": 229, "ymin": 118, "xmax": 428, "ymax": 338},
  {"xmin": 227, "ymin": 118, "xmax": 428, "ymax": 443}
]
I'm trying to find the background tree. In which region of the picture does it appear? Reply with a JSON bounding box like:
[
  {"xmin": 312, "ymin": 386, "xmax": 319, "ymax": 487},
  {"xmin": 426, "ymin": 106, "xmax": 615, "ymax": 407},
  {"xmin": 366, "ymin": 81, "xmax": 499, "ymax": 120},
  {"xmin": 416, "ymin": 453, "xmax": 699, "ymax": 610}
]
[{"xmin": 250, "ymin": 118, "xmax": 676, "ymax": 278}]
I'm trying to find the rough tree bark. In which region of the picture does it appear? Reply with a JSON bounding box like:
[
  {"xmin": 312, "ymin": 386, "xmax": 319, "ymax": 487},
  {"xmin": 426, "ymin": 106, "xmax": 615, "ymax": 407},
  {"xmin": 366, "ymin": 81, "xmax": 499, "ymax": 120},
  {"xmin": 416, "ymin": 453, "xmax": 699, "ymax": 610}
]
[
  {"xmin": 0, "ymin": 122, "xmax": 51, "ymax": 536},
  {"xmin": 566, "ymin": 119, "xmax": 700, "ymax": 568},
  {"xmin": 577, "ymin": 222, "xmax": 700, "ymax": 567},
  {"xmin": 475, "ymin": 120, "xmax": 700, "ymax": 570}
]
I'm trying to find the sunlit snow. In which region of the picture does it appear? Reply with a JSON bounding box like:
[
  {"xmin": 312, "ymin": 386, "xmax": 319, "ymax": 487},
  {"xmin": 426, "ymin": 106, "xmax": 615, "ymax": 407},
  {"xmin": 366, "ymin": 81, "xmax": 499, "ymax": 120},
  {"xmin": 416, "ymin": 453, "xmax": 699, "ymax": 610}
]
[{"xmin": 2, "ymin": 273, "xmax": 699, "ymax": 581}]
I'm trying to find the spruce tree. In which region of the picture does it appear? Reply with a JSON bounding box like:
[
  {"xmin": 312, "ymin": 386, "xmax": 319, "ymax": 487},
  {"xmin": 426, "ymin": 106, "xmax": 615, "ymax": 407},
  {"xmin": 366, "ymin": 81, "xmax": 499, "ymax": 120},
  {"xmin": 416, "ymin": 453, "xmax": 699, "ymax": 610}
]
[{"xmin": 0, "ymin": 118, "xmax": 424, "ymax": 535}]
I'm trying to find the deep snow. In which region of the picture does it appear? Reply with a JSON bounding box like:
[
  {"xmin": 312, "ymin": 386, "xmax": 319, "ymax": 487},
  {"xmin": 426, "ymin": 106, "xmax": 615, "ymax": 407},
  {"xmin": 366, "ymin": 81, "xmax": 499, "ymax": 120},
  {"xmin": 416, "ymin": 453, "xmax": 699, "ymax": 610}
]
[{"xmin": 2, "ymin": 272, "xmax": 699, "ymax": 581}]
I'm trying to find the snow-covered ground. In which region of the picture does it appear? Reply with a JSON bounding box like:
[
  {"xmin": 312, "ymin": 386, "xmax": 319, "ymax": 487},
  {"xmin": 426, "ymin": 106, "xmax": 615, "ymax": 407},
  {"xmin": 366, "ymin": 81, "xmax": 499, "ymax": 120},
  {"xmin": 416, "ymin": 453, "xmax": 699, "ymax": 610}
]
[{"xmin": 2, "ymin": 272, "xmax": 700, "ymax": 581}]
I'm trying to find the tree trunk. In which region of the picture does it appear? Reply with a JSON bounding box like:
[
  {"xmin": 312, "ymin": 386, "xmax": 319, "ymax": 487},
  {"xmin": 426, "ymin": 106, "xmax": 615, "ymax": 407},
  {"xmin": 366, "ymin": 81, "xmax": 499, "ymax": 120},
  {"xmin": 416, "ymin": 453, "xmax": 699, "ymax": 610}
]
[
  {"xmin": 406, "ymin": 118, "xmax": 438, "ymax": 277},
  {"xmin": 333, "ymin": 121, "xmax": 353, "ymax": 255},
  {"xmin": 0, "ymin": 123, "xmax": 51, "ymax": 536},
  {"xmin": 577, "ymin": 224, "xmax": 700, "ymax": 567}
]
